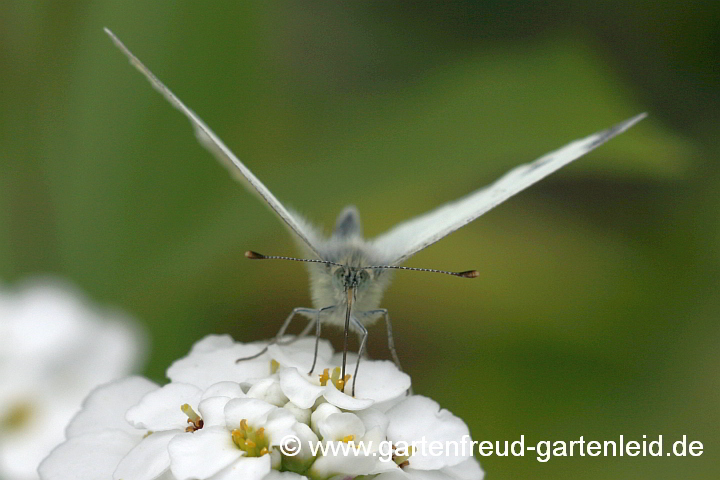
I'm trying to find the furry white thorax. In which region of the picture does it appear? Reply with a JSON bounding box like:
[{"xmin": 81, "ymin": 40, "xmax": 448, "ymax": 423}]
[{"xmin": 297, "ymin": 207, "xmax": 394, "ymax": 329}]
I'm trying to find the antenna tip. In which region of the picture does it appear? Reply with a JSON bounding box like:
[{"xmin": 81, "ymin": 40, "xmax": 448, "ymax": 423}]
[
  {"xmin": 459, "ymin": 270, "xmax": 479, "ymax": 278},
  {"xmin": 245, "ymin": 250, "xmax": 265, "ymax": 259}
]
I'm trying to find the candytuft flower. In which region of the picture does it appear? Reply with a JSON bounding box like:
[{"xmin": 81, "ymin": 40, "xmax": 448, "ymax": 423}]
[
  {"xmin": 39, "ymin": 334, "xmax": 483, "ymax": 480},
  {"xmin": 0, "ymin": 278, "xmax": 147, "ymax": 480}
]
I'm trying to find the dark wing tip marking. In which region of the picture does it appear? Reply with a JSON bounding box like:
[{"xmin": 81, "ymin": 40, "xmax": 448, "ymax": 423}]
[
  {"xmin": 586, "ymin": 112, "xmax": 648, "ymax": 150},
  {"xmin": 525, "ymin": 113, "xmax": 647, "ymax": 176}
]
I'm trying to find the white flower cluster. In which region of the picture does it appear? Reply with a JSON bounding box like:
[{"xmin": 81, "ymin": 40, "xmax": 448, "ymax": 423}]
[
  {"xmin": 39, "ymin": 335, "xmax": 483, "ymax": 480},
  {"xmin": 0, "ymin": 279, "xmax": 146, "ymax": 480}
]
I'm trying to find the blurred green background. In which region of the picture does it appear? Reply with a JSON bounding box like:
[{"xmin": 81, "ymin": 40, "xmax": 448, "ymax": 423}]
[{"xmin": 1, "ymin": 1, "xmax": 718, "ymax": 478}]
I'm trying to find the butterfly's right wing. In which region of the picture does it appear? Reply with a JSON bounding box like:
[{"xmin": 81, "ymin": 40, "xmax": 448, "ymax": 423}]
[
  {"xmin": 105, "ymin": 29, "xmax": 323, "ymax": 258},
  {"xmin": 371, "ymin": 114, "xmax": 647, "ymax": 265}
]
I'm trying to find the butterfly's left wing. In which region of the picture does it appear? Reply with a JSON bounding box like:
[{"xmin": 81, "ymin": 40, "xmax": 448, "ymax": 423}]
[
  {"xmin": 105, "ymin": 29, "xmax": 323, "ymax": 258},
  {"xmin": 371, "ymin": 114, "xmax": 647, "ymax": 266}
]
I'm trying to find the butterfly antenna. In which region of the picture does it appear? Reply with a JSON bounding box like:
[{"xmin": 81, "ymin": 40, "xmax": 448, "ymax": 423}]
[
  {"xmin": 245, "ymin": 251, "xmax": 344, "ymax": 268},
  {"xmin": 362, "ymin": 264, "xmax": 479, "ymax": 278}
]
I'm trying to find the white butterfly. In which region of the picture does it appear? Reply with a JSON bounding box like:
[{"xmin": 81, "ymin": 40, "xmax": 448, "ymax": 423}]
[{"xmin": 106, "ymin": 28, "xmax": 646, "ymax": 394}]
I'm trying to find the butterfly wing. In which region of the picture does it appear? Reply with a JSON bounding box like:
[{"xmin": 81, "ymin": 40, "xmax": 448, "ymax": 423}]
[
  {"xmin": 105, "ymin": 29, "xmax": 323, "ymax": 258},
  {"xmin": 371, "ymin": 113, "xmax": 647, "ymax": 265}
]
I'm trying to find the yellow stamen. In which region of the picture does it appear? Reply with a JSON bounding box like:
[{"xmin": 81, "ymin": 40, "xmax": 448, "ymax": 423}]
[
  {"xmin": 342, "ymin": 435, "xmax": 355, "ymax": 443},
  {"xmin": 393, "ymin": 444, "xmax": 414, "ymax": 468},
  {"xmin": 181, "ymin": 404, "xmax": 203, "ymax": 431},
  {"xmin": 319, "ymin": 368, "xmax": 330, "ymax": 386},
  {"xmin": 231, "ymin": 429, "xmax": 244, "ymax": 447},
  {"xmin": 320, "ymin": 366, "xmax": 353, "ymax": 391},
  {"xmin": 0, "ymin": 403, "xmax": 33, "ymax": 431},
  {"xmin": 231, "ymin": 419, "xmax": 270, "ymax": 457},
  {"xmin": 271, "ymin": 359, "xmax": 280, "ymax": 374},
  {"xmin": 181, "ymin": 404, "xmax": 201, "ymax": 422}
]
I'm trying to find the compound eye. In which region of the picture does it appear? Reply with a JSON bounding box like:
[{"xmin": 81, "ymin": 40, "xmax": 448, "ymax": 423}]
[
  {"xmin": 334, "ymin": 268, "xmax": 345, "ymax": 283},
  {"xmin": 357, "ymin": 270, "xmax": 369, "ymax": 285}
]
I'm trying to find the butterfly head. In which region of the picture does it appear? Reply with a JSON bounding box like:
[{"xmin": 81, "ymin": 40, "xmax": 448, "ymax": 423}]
[{"xmin": 332, "ymin": 266, "xmax": 371, "ymax": 292}]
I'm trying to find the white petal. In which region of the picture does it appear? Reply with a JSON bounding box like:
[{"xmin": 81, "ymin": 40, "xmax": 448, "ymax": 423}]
[
  {"xmin": 264, "ymin": 408, "xmax": 298, "ymax": 446},
  {"xmin": 201, "ymin": 382, "xmax": 246, "ymax": 401},
  {"xmin": 322, "ymin": 381, "xmax": 374, "ymax": 411},
  {"xmin": 372, "ymin": 395, "xmax": 411, "ymax": 413},
  {"xmin": 0, "ymin": 280, "xmax": 147, "ymax": 479},
  {"xmin": 168, "ymin": 426, "xmax": 242, "ymax": 480},
  {"xmin": 266, "ymin": 337, "xmax": 333, "ymax": 371},
  {"xmin": 247, "ymin": 378, "xmax": 288, "ymax": 407},
  {"xmin": 351, "ymin": 360, "xmax": 411, "ymax": 404},
  {"xmin": 113, "ymin": 429, "xmax": 181, "ymax": 480},
  {"xmin": 394, "ymin": 469, "xmax": 453, "ymax": 480},
  {"xmin": 66, "ymin": 376, "xmax": 159, "ymax": 438},
  {"xmin": 372, "ymin": 471, "xmax": 408, "ymax": 480},
  {"xmin": 399, "ymin": 460, "xmax": 484, "ymax": 480},
  {"xmin": 38, "ymin": 430, "xmax": 138, "ymax": 480},
  {"xmin": 155, "ymin": 470, "xmax": 179, "ymax": 480},
  {"xmin": 0, "ymin": 279, "xmax": 145, "ymax": 380},
  {"xmin": 283, "ymin": 401, "xmax": 311, "ymax": 425},
  {"xmin": 318, "ymin": 412, "xmax": 365, "ymax": 442},
  {"xmin": 262, "ymin": 470, "xmax": 307, "ymax": 480},
  {"xmin": 224, "ymin": 398, "xmax": 275, "ymax": 430},
  {"xmin": 309, "ymin": 447, "xmax": 379, "ymax": 478},
  {"xmin": 167, "ymin": 337, "xmax": 271, "ymax": 390},
  {"xmin": 126, "ymin": 383, "xmax": 203, "ymax": 431},
  {"xmin": 188, "ymin": 334, "xmax": 235, "ymax": 353},
  {"xmin": 270, "ymin": 449, "xmax": 282, "ymax": 469},
  {"xmin": 1, "ymin": 400, "xmax": 74, "ymax": 479},
  {"xmin": 310, "ymin": 403, "xmax": 341, "ymax": 436},
  {"xmin": 199, "ymin": 396, "xmax": 233, "ymax": 427},
  {"xmin": 69, "ymin": 310, "xmax": 147, "ymax": 389},
  {"xmin": 288, "ymin": 423, "xmax": 319, "ymax": 464},
  {"xmin": 355, "ymin": 408, "xmax": 389, "ymax": 435},
  {"xmin": 364, "ymin": 426, "xmax": 389, "ymax": 455},
  {"xmin": 442, "ymin": 457, "xmax": 485, "ymax": 480},
  {"xmin": 386, "ymin": 396, "xmax": 471, "ymax": 470},
  {"xmin": 208, "ymin": 455, "xmax": 272, "ymax": 480},
  {"xmin": 1, "ymin": 281, "xmax": 88, "ymax": 356},
  {"xmin": 278, "ymin": 368, "xmax": 325, "ymax": 409},
  {"xmin": 155, "ymin": 471, "xmax": 179, "ymax": 480}
]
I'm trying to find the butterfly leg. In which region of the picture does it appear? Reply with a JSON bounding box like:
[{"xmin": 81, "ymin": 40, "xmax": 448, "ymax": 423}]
[
  {"xmin": 356, "ymin": 330, "xmax": 370, "ymax": 359},
  {"xmin": 276, "ymin": 307, "xmax": 318, "ymax": 338},
  {"xmin": 308, "ymin": 305, "xmax": 335, "ymax": 375},
  {"xmin": 349, "ymin": 316, "xmax": 368, "ymax": 397},
  {"xmin": 236, "ymin": 307, "xmax": 317, "ymax": 363},
  {"xmin": 276, "ymin": 314, "xmax": 317, "ymax": 345},
  {"xmin": 359, "ymin": 309, "xmax": 403, "ymax": 372}
]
